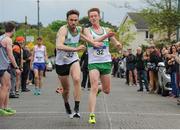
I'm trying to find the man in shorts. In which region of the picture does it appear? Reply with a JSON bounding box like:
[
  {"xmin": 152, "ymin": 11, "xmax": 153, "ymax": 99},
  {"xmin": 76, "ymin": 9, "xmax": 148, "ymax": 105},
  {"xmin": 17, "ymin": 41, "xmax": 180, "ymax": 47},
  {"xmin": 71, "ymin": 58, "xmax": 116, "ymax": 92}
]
[
  {"xmin": 32, "ymin": 37, "xmax": 48, "ymax": 95},
  {"xmin": 84, "ymin": 8, "xmax": 122, "ymax": 124},
  {"xmin": 0, "ymin": 22, "xmax": 21, "ymax": 116}
]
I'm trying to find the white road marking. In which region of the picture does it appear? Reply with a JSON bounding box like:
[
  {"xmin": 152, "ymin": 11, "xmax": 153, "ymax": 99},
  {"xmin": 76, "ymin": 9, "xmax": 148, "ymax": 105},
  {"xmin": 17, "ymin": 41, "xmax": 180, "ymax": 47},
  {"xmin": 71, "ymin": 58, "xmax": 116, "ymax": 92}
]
[{"xmin": 15, "ymin": 111, "xmax": 180, "ymax": 116}]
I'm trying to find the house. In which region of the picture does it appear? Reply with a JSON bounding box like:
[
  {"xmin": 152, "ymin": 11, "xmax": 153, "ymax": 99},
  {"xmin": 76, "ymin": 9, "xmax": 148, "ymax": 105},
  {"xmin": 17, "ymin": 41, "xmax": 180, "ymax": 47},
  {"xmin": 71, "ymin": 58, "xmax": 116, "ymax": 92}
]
[{"xmin": 120, "ymin": 12, "xmax": 154, "ymax": 53}]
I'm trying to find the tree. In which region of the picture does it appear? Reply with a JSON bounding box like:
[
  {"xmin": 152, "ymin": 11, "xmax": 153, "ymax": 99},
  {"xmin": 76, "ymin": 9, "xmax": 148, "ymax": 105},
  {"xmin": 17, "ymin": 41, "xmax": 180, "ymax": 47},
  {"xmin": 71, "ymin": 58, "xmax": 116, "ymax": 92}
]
[
  {"xmin": 141, "ymin": 0, "xmax": 180, "ymax": 42},
  {"xmin": 48, "ymin": 20, "xmax": 66, "ymax": 32},
  {"xmin": 0, "ymin": 23, "xmax": 4, "ymax": 34}
]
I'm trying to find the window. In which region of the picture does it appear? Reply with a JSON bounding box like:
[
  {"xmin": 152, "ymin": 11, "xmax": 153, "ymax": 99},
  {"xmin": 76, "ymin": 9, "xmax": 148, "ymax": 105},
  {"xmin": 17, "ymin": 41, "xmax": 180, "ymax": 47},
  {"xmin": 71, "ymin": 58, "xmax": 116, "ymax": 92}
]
[{"xmin": 145, "ymin": 31, "xmax": 149, "ymax": 39}]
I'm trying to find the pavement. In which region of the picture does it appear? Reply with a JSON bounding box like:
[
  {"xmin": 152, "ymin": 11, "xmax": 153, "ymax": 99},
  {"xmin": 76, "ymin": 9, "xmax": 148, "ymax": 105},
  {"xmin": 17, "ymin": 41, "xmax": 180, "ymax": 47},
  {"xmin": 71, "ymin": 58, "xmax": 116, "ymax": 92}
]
[{"xmin": 0, "ymin": 71, "xmax": 180, "ymax": 129}]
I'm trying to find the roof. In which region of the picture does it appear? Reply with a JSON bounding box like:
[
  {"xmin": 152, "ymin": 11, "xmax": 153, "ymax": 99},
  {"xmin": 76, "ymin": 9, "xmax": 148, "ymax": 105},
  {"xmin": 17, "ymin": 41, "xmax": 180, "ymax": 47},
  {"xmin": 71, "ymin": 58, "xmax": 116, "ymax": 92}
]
[{"xmin": 127, "ymin": 12, "xmax": 149, "ymax": 30}]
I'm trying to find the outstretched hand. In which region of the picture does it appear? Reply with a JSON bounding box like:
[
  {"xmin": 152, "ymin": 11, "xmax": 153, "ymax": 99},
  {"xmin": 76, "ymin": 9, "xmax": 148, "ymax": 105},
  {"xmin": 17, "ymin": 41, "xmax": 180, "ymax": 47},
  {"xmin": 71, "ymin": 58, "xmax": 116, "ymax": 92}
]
[
  {"xmin": 107, "ymin": 32, "xmax": 115, "ymax": 38},
  {"xmin": 76, "ymin": 45, "xmax": 86, "ymax": 51},
  {"xmin": 116, "ymin": 43, "xmax": 122, "ymax": 50},
  {"xmin": 93, "ymin": 42, "xmax": 103, "ymax": 48}
]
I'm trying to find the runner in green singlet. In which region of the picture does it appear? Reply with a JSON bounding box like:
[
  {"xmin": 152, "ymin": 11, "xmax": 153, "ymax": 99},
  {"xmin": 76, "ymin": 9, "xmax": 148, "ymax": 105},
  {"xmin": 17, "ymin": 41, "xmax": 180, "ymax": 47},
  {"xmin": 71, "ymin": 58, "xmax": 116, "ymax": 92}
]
[{"xmin": 84, "ymin": 8, "xmax": 122, "ymax": 124}]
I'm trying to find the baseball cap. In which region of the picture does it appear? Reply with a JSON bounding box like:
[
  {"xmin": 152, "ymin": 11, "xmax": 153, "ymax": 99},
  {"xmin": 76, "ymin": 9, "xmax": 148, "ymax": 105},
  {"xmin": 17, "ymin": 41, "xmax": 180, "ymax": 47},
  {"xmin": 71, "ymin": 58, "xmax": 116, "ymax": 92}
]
[{"xmin": 16, "ymin": 36, "xmax": 25, "ymax": 43}]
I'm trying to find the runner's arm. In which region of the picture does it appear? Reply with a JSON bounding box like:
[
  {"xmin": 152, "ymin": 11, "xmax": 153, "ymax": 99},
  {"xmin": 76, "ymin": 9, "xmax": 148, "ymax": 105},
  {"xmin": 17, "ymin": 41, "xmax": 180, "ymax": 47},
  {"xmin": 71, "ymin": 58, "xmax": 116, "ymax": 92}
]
[
  {"xmin": 83, "ymin": 28, "xmax": 114, "ymax": 41},
  {"xmin": 80, "ymin": 33, "xmax": 103, "ymax": 46},
  {"xmin": 56, "ymin": 26, "xmax": 83, "ymax": 52},
  {"xmin": 110, "ymin": 36, "xmax": 122, "ymax": 50},
  {"xmin": 106, "ymin": 28, "xmax": 122, "ymax": 51},
  {"xmin": 83, "ymin": 28, "xmax": 103, "ymax": 47}
]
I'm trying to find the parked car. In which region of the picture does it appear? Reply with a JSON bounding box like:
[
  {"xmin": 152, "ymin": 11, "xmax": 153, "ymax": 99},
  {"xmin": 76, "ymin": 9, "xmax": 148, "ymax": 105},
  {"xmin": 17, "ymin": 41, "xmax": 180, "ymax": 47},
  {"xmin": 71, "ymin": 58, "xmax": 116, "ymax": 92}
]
[
  {"xmin": 157, "ymin": 62, "xmax": 172, "ymax": 96},
  {"xmin": 117, "ymin": 59, "xmax": 126, "ymax": 78},
  {"xmin": 46, "ymin": 60, "xmax": 53, "ymax": 71}
]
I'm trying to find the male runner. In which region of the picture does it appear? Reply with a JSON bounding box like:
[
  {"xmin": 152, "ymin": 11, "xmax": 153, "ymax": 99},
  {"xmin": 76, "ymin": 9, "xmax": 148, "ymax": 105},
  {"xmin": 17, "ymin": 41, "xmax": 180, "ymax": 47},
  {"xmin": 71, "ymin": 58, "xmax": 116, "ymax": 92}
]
[
  {"xmin": 32, "ymin": 37, "xmax": 48, "ymax": 95},
  {"xmin": 84, "ymin": 8, "xmax": 122, "ymax": 124}
]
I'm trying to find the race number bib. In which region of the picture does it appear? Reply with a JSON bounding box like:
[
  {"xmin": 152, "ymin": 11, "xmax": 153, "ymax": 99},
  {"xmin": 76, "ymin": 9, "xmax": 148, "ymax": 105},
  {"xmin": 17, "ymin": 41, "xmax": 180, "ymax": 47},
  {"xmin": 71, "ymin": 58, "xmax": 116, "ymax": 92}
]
[
  {"xmin": 36, "ymin": 56, "xmax": 43, "ymax": 61},
  {"xmin": 66, "ymin": 52, "xmax": 74, "ymax": 58},
  {"xmin": 93, "ymin": 46, "xmax": 106, "ymax": 56}
]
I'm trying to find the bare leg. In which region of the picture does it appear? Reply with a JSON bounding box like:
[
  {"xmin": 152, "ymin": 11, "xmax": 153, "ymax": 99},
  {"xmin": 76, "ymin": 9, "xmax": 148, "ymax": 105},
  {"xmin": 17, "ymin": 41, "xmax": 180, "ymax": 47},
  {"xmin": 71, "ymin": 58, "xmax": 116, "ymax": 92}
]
[
  {"xmin": 58, "ymin": 75, "xmax": 70, "ymax": 102},
  {"xmin": 34, "ymin": 69, "xmax": 39, "ymax": 88},
  {"xmin": 129, "ymin": 70, "xmax": 133, "ymax": 86},
  {"xmin": 0, "ymin": 72, "xmax": 10, "ymax": 109},
  {"xmin": 70, "ymin": 62, "xmax": 81, "ymax": 102},
  {"xmin": 15, "ymin": 73, "xmax": 21, "ymax": 92},
  {"xmin": 38, "ymin": 70, "xmax": 43, "ymax": 89},
  {"xmin": 88, "ymin": 69, "xmax": 100, "ymax": 113},
  {"xmin": 100, "ymin": 74, "xmax": 111, "ymax": 94}
]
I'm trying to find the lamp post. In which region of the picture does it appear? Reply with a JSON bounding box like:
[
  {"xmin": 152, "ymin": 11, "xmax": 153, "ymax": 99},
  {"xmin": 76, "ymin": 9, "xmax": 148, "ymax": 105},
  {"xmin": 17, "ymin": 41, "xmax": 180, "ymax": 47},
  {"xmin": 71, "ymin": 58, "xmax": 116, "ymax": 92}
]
[
  {"xmin": 37, "ymin": 0, "xmax": 40, "ymax": 37},
  {"xmin": 177, "ymin": 0, "xmax": 180, "ymax": 42},
  {"xmin": 25, "ymin": 16, "xmax": 27, "ymax": 43}
]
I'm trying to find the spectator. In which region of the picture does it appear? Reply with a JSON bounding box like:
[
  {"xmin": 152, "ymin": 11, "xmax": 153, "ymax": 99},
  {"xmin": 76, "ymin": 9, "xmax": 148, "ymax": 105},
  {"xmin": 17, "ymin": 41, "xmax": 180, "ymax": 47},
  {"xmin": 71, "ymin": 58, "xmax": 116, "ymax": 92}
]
[
  {"xmin": 123, "ymin": 50, "xmax": 129, "ymax": 84},
  {"xmin": 9, "ymin": 36, "xmax": 24, "ymax": 98},
  {"xmin": 126, "ymin": 48, "xmax": 137, "ymax": 86},
  {"xmin": 175, "ymin": 42, "xmax": 180, "ymax": 104},
  {"xmin": 167, "ymin": 45, "xmax": 179, "ymax": 98},
  {"xmin": 136, "ymin": 47, "xmax": 149, "ymax": 92},
  {"xmin": 21, "ymin": 45, "xmax": 31, "ymax": 92},
  {"xmin": 112, "ymin": 56, "xmax": 119, "ymax": 77},
  {"xmin": 80, "ymin": 49, "xmax": 91, "ymax": 90},
  {"xmin": 147, "ymin": 44, "xmax": 160, "ymax": 93},
  {"xmin": 0, "ymin": 22, "xmax": 21, "ymax": 116}
]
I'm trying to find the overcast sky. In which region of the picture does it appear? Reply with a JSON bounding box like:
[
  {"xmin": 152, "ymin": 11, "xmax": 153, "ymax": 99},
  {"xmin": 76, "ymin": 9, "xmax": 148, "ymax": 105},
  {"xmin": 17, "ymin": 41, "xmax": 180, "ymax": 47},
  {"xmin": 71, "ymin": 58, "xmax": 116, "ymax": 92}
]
[{"xmin": 0, "ymin": 0, "xmax": 147, "ymax": 27}]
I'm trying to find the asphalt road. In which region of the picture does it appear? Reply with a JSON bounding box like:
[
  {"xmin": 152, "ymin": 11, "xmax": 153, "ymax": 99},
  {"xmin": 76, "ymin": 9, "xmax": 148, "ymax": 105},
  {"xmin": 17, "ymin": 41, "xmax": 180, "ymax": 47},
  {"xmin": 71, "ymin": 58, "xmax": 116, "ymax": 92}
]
[{"xmin": 0, "ymin": 71, "xmax": 180, "ymax": 129}]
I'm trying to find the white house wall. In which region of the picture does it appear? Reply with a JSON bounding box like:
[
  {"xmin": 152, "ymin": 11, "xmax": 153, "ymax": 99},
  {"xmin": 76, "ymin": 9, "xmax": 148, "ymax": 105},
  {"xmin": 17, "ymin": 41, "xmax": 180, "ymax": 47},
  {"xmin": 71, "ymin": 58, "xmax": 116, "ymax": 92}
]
[
  {"xmin": 130, "ymin": 31, "xmax": 149, "ymax": 54},
  {"xmin": 124, "ymin": 17, "xmax": 148, "ymax": 54}
]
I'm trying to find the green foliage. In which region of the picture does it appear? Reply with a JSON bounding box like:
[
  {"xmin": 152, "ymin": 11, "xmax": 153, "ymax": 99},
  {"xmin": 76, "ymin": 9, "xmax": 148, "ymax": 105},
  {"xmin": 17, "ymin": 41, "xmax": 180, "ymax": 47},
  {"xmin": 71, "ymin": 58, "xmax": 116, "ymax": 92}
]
[
  {"xmin": 118, "ymin": 20, "xmax": 136, "ymax": 47},
  {"xmin": 79, "ymin": 16, "xmax": 90, "ymax": 27},
  {"xmin": 14, "ymin": 29, "xmax": 25, "ymax": 37},
  {"xmin": 141, "ymin": 0, "xmax": 180, "ymax": 41},
  {"xmin": 44, "ymin": 41, "xmax": 55, "ymax": 56},
  {"xmin": 0, "ymin": 23, "xmax": 4, "ymax": 34},
  {"xmin": 48, "ymin": 20, "xmax": 67, "ymax": 32},
  {"xmin": 15, "ymin": 25, "xmax": 56, "ymax": 56},
  {"xmin": 100, "ymin": 20, "xmax": 118, "ymax": 31},
  {"xmin": 40, "ymin": 27, "xmax": 56, "ymax": 44}
]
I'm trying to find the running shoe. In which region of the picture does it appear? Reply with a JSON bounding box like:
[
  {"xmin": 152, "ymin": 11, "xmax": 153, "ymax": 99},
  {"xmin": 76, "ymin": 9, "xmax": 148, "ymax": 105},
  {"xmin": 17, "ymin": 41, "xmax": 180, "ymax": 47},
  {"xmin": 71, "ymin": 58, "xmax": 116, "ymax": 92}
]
[
  {"xmin": 96, "ymin": 88, "xmax": 102, "ymax": 96},
  {"xmin": 88, "ymin": 113, "xmax": 96, "ymax": 124},
  {"xmin": 3, "ymin": 108, "xmax": 16, "ymax": 114},
  {"xmin": 66, "ymin": 110, "xmax": 73, "ymax": 119},
  {"xmin": 72, "ymin": 112, "xmax": 80, "ymax": 118},
  {"xmin": 56, "ymin": 87, "xmax": 63, "ymax": 94},
  {"xmin": 0, "ymin": 109, "xmax": 14, "ymax": 116},
  {"xmin": 65, "ymin": 103, "xmax": 73, "ymax": 119},
  {"xmin": 37, "ymin": 89, "xmax": 41, "ymax": 95},
  {"xmin": 33, "ymin": 88, "xmax": 38, "ymax": 95}
]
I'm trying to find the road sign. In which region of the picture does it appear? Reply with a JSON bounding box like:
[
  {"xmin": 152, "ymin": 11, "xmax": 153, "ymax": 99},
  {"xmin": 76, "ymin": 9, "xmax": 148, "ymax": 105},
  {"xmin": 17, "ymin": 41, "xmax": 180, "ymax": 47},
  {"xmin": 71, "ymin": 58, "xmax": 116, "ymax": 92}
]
[{"xmin": 26, "ymin": 36, "xmax": 34, "ymax": 42}]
